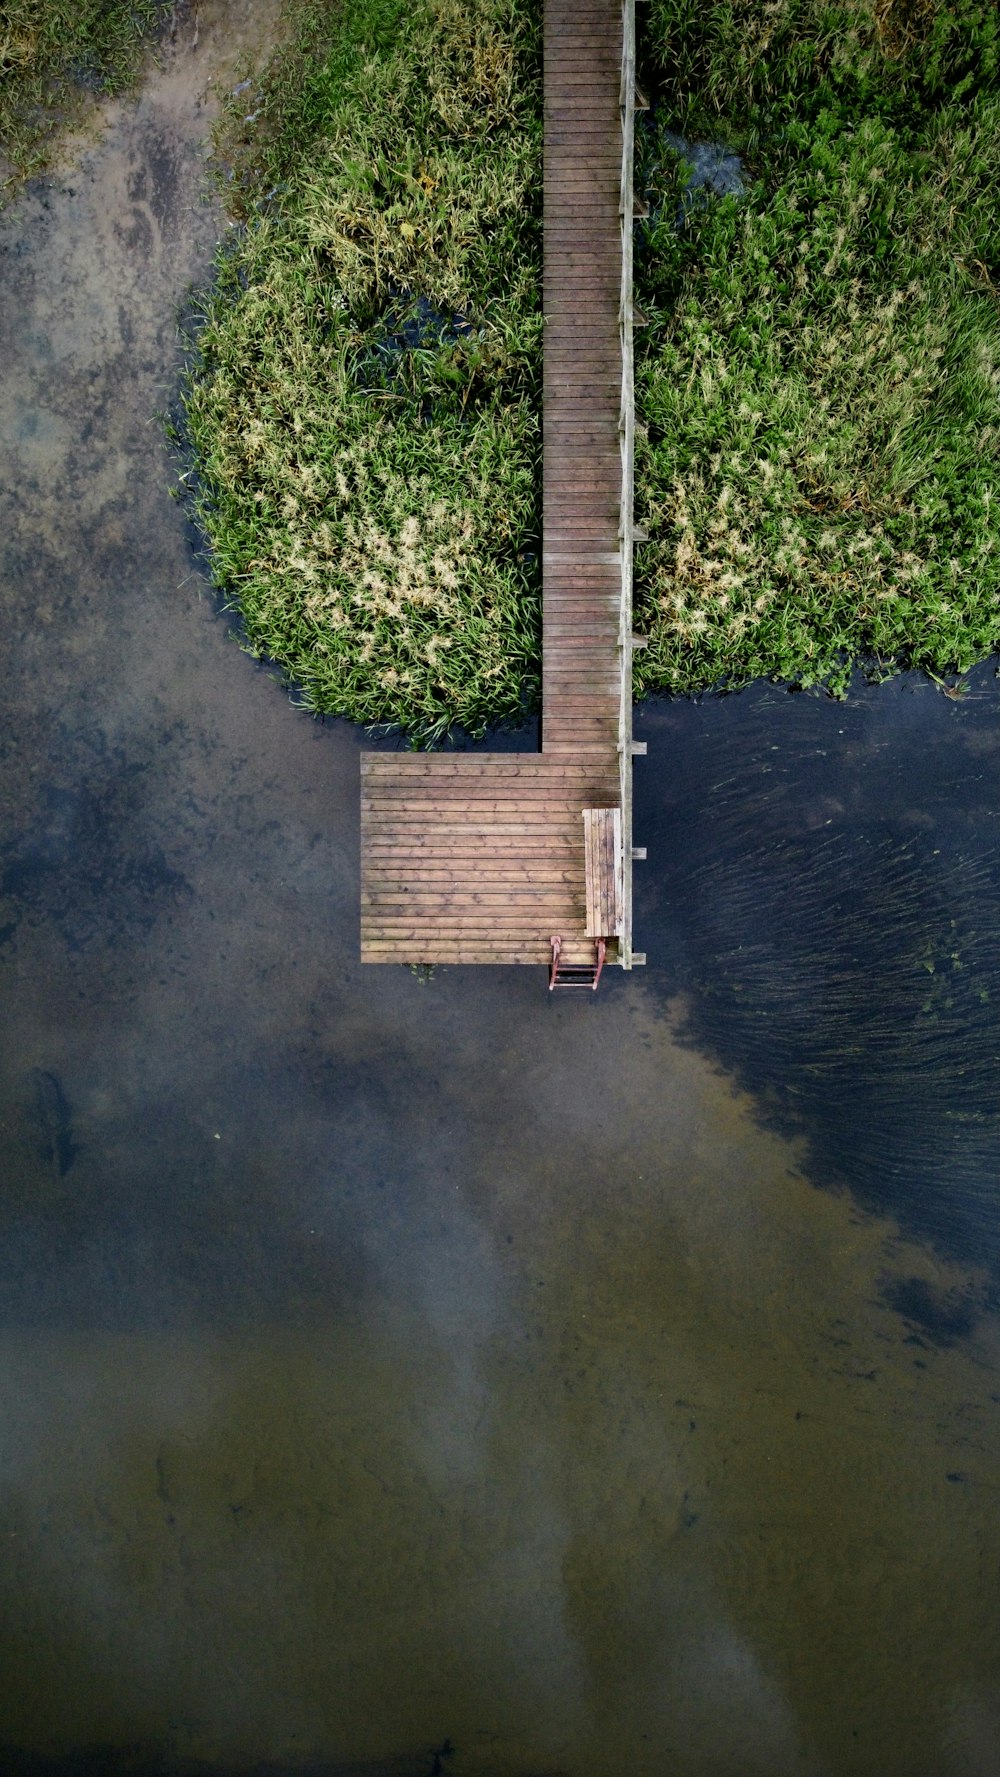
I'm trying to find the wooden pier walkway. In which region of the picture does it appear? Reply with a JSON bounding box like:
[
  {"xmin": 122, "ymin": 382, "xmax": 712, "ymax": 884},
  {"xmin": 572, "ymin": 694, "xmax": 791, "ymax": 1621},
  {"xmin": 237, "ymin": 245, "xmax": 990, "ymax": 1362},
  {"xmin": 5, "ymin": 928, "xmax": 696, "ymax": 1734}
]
[{"xmin": 360, "ymin": 0, "xmax": 644, "ymax": 975}]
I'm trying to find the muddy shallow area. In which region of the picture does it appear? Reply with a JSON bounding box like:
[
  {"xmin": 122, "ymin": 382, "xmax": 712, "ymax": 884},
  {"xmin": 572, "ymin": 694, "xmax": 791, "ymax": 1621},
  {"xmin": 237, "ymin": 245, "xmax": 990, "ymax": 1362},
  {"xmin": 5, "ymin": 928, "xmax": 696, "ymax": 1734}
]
[{"xmin": 1, "ymin": 8, "xmax": 999, "ymax": 1774}]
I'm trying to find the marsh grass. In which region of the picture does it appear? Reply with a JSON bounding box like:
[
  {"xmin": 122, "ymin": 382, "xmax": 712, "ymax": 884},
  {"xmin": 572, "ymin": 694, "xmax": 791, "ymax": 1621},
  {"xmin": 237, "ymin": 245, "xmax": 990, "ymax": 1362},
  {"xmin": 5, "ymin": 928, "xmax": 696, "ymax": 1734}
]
[
  {"xmin": 181, "ymin": 0, "xmax": 542, "ymax": 741},
  {"xmin": 0, "ymin": 0, "xmax": 165, "ymax": 199},
  {"xmin": 635, "ymin": 0, "xmax": 1000, "ymax": 694},
  {"xmin": 183, "ymin": 0, "xmax": 1000, "ymax": 729}
]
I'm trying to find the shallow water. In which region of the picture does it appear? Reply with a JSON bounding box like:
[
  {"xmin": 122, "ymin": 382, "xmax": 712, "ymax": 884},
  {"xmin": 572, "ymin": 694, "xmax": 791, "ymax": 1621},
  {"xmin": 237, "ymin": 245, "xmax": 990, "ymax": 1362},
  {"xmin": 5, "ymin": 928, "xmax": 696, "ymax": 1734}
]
[{"xmin": 1, "ymin": 8, "xmax": 999, "ymax": 1774}]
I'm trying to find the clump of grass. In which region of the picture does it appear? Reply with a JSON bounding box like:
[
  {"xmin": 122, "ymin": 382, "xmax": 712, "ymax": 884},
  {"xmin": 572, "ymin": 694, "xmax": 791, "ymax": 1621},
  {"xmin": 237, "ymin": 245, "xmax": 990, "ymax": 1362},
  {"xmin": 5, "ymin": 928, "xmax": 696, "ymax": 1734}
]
[
  {"xmin": 634, "ymin": 0, "xmax": 1000, "ymax": 695},
  {"xmin": 0, "ymin": 0, "xmax": 165, "ymax": 201},
  {"xmin": 181, "ymin": 0, "xmax": 542, "ymax": 742}
]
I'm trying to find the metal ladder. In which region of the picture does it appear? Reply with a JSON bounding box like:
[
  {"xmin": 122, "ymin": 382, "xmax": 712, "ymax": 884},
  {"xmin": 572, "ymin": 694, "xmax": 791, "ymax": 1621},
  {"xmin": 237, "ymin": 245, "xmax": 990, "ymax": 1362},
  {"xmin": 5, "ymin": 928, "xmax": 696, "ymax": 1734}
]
[{"xmin": 549, "ymin": 936, "xmax": 607, "ymax": 992}]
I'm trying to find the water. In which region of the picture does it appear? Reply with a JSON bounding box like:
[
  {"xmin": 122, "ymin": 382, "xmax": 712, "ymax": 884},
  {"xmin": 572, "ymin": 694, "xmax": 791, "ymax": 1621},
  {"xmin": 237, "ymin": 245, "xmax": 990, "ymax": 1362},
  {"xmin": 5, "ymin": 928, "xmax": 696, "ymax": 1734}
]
[
  {"xmin": 1, "ymin": 9, "xmax": 998, "ymax": 1774},
  {"xmin": 636, "ymin": 677, "xmax": 1000, "ymax": 1295}
]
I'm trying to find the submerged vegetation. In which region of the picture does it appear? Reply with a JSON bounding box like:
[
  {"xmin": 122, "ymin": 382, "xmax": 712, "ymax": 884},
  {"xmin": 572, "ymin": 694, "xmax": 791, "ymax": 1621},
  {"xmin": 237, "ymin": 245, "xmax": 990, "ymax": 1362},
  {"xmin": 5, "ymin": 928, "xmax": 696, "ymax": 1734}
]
[
  {"xmin": 0, "ymin": 0, "xmax": 164, "ymax": 199},
  {"xmin": 178, "ymin": 0, "xmax": 1000, "ymax": 732}
]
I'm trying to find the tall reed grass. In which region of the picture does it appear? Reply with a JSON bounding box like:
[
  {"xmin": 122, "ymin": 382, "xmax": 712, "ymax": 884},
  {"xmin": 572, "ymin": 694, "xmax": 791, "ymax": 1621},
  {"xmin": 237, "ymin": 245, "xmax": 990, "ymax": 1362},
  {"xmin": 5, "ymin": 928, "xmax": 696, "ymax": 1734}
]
[
  {"xmin": 181, "ymin": 0, "xmax": 542, "ymax": 741},
  {"xmin": 634, "ymin": 0, "xmax": 1000, "ymax": 694}
]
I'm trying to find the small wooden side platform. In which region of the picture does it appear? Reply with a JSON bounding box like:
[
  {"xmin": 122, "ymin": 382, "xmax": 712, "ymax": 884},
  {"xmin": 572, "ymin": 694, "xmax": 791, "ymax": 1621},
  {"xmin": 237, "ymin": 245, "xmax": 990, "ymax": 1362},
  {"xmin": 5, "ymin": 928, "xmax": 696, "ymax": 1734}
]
[{"xmin": 361, "ymin": 0, "xmax": 643, "ymax": 973}]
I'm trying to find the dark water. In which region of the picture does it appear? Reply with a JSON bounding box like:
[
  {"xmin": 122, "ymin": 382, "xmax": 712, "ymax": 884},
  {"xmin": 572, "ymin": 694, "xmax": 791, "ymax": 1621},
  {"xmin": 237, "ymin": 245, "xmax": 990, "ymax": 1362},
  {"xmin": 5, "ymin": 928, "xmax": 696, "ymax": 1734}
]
[
  {"xmin": 1, "ymin": 10, "xmax": 999, "ymax": 1776},
  {"xmin": 636, "ymin": 676, "xmax": 1000, "ymax": 1299}
]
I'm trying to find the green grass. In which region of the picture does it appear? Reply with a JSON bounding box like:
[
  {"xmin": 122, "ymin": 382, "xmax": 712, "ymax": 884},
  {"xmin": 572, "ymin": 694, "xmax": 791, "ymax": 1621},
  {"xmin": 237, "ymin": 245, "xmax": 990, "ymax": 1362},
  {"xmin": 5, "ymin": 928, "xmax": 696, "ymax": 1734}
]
[
  {"xmin": 181, "ymin": 0, "xmax": 542, "ymax": 741},
  {"xmin": 180, "ymin": 0, "xmax": 1000, "ymax": 732},
  {"xmin": 634, "ymin": 0, "xmax": 1000, "ymax": 694},
  {"xmin": 0, "ymin": 0, "xmax": 165, "ymax": 200}
]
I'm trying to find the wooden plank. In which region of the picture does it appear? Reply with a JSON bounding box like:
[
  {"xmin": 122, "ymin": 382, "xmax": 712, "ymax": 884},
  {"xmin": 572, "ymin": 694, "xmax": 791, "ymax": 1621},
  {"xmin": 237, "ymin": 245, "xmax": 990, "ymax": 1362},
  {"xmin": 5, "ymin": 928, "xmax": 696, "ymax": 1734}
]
[
  {"xmin": 543, "ymin": 373, "xmax": 620, "ymax": 385},
  {"xmin": 363, "ymin": 893, "xmax": 584, "ymax": 908},
  {"xmin": 542, "ymin": 332, "xmax": 621, "ymax": 347},
  {"xmin": 362, "ymin": 790, "xmax": 602, "ymax": 806},
  {"xmin": 364, "ymin": 803, "xmax": 593, "ymax": 813},
  {"xmin": 364, "ymin": 823, "xmax": 584, "ymax": 837},
  {"xmin": 364, "ymin": 908, "xmax": 585, "ymax": 925},
  {"xmin": 363, "ymin": 938, "xmax": 580, "ymax": 951},
  {"xmin": 364, "ymin": 860, "xmax": 585, "ymax": 874},
  {"xmin": 364, "ymin": 791, "xmax": 588, "ymax": 807},
  {"xmin": 363, "ymin": 824, "xmax": 598, "ymax": 838},
  {"xmin": 541, "ymin": 202, "xmax": 620, "ymax": 217},
  {"xmin": 363, "ymin": 856, "xmax": 586, "ymax": 870},
  {"xmin": 363, "ymin": 781, "xmax": 595, "ymax": 798},
  {"xmin": 365, "ymin": 867, "xmax": 586, "ymax": 881},
  {"xmin": 367, "ymin": 876, "xmax": 581, "ymax": 891},
  {"xmin": 582, "ymin": 806, "xmax": 623, "ymax": 937},
  {"xmin": 363, "ymin": 859, "xmax": 586, "ymax": 872},
  {"xmin": 542, "ymin": 634, "xmax": 620, "ymax": 646},
  {"xmin": 543, "ymin": 713, "xmax": 619, "ymax": 730},
  {"xmin": 541, "ymin": 673, "xmax": 620, "ymax": 687},
  {"xmin": 543, "ymin": 580, "xmax": 622, "ymax": 592},
  {"xmin": 364, "ymin": 860, "xmax": 585, "ymax": 875},
  {"xmin": 363, "ymin": 788, "xmax": 585, "ymax": 801},
  {"xmin": 366, "ymin": 852, "xmax": 585, "ymax": 867},
  {"xmin": 367, "ymin": 785, "xmax": 603, "ymax": 799},
  {"xmin": 543, "ymin": 597, "xmax": 621, "ymax": 611},
  {"xmin": 363, "ymin": 868, "xmax": 584, "ymax": 884},
  {"xmin": 542, "ymin": 650, "xmax": 621, "ymax": 663},
  {"xmin": 365, "ymin": 893, "xmax": 582, "ymax": 911},
  {"xmin": 362, "ymin": 768, "xmax": 583, "ymax": 783},
  {"xmin": 363, "ymin": 804, "xmax": 590, "ymax": 820},
  {"xmin": 361, "ymin": 759, "xmax": 590, "ymax": 779},
  {"xmin": 541, "ymin": 739, "xmax": 621, "ymax": 754},
  {"xmin": 364, "ymin": 930, "xmax": 581, "ymax": 945},
  {"xmin": 543, "ymin": 377, "xmax": 621, "ymax": 394},
  {"xmin": 542, "ymin": 575, "xmax": 621, "ymax": 587},
  {"xmin": 363, "ymin": 830, "xmax": 591, "ymax": 842},
  {"xmin": 544, "ymin": 70, "xmax": 618, "ymax": 83},
  {"xmin": 544, "ymin": 52, "xmax": 619, "ymax": 66},
  {"xmin": 363, "ymin": 818, "xmax": 595, "ymax": 831},
  {"xmin": 365, "ymin": 940, "xmax": 564, "ymax": 951},
  {"xmin": 362, "ymin": 944, "xmax": 552, "ymax": 954},
  {"xmin": 537, "ymin": 695, "xmax": 623, "ymax": 711},
  {"xmin": 543, "ymin": 309, "xmax": 621, "ymax": 323},
  {"xmin": 366, "ymin": 909, "xmax": 586, "ymax": 923},
  {"xmin": 542, "ymin": 635, "xmax": 623, "ymax": 649},
  {"xmin": 541, "ymin": 682, "xmax": 620, "ymax": 697},
  {"xmin": 368, "ymin": 872, "xmax": 581, "ymax": 887},
  {"xmin": 364, "ymin": 897, "xmax": 580, "ymax": 914},
  {"xmin": 544, "ymin": 651, "xmax": 622, "ymax": 669},
  {"xmin": 364, "ymin": 886, "xmax": 584, "ymax": 899},
  {"xmin": 544, "ymin": 345, "xmax": 621, "ymax": 360}
]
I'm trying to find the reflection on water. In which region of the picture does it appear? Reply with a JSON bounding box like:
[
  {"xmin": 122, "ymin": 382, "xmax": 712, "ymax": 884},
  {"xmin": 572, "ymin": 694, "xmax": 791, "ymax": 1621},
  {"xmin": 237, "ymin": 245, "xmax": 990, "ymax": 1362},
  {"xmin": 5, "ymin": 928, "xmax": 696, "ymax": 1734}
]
[{"xmin": 0, "ymin": 7, "xmax": 998, "ymax": 1773}]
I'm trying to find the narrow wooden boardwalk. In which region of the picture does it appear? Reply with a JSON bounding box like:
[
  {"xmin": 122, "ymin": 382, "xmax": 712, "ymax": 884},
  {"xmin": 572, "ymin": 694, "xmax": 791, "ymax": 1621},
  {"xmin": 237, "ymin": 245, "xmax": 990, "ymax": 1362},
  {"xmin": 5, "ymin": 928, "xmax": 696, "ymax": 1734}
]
[{"xmin": 361, "ymin": 0, "xmax": 643, "ymax": 972}]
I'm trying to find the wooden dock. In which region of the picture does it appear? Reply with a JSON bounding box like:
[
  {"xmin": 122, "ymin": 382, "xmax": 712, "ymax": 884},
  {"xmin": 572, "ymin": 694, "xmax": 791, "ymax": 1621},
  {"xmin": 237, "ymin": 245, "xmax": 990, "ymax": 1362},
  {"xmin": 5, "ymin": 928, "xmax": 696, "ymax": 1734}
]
[{"xmin": 361, "ymin": 0, "xmax": 644, "ymax": 975}]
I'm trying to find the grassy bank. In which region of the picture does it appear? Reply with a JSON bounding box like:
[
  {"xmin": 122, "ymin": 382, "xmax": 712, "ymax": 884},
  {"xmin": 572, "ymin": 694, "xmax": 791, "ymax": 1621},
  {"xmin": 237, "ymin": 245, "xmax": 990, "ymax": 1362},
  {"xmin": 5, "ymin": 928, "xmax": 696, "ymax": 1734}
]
[
  {"xmin": 181, "ymin": 0, "xmax": 542, "ymax": 740},
  {"xmin": 180, "ymin": 0, "xmax": 1000, "ymax": 733},
  {"xmin": 634, "ymin": 0, "xmax": 1000, "ymax": 694},
  {"xmin": 0, "ymin": 0, "xmax": 165, "ymax": 198}
]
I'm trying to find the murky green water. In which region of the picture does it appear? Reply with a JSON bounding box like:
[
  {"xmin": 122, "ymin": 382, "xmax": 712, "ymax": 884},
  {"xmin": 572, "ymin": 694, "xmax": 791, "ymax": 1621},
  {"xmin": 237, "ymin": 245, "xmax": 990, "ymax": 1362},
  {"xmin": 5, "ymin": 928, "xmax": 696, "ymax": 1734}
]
[{"xmin": 1, "ymin": 9, "xmax": 998, "ymax": 1774}]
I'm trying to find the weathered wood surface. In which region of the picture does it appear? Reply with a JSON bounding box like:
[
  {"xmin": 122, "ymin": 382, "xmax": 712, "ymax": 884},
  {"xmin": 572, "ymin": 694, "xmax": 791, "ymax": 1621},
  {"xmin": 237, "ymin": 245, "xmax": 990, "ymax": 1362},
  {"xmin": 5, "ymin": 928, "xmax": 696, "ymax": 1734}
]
[
  {"xmin": 360, "ymin": 0, "xmax": 637, "ymax": 968},
  {"xmin": 583, "ymin": 807, "xmax": 623, "ymax": 938}
]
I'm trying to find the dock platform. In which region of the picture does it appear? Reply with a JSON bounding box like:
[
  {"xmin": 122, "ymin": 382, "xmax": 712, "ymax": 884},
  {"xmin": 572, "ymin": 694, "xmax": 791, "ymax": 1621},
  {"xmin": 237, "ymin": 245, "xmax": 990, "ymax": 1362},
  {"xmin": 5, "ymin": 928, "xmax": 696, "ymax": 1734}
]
[{"xmin": 361, "ymin": 0, "xmax": 644, "ymax": 974}]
